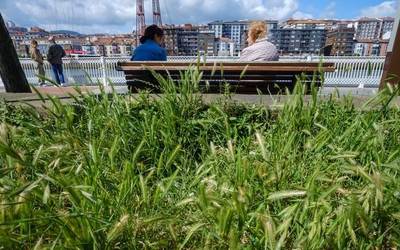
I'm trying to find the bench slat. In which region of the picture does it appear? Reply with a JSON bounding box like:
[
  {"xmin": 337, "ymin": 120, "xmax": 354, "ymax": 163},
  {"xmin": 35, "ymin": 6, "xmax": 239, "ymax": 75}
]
[
  {"xmin": 125, "ymin": 75, "xmax": 296, "ymax": 80},
  {"xmin": 117, "ymin": 61, "xmax": 334, "ymax": 94},
  {"xmin": 117, "ymin": 62, "xmax": 335, "ymax": 73},
  {"xmin": 117, "ymin": 61, "xmax": 334, "ymax": 67},
  {"xmin": 119, "ymin": 66, "xmax": 334, "ymax": 73}
]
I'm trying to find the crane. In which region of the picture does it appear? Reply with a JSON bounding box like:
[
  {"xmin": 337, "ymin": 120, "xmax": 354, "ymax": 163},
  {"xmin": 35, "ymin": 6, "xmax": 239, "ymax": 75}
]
[
  {"xmin": 136, "ymin": 0, "xmax": 146, "ymax": 44},
  {"xmin": 136, "ymin": 0, "xmax": 163, "ymax": 45},
  {"xmin": 152, "ymin": 0, "xmax": 162, "ymax": 27}
]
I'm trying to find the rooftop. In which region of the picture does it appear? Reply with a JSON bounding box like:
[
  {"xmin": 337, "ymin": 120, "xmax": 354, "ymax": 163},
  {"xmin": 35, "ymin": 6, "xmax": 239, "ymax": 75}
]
[{"xmin": 358, "ymin": 17, "xmax": 395, "ymax": 22}]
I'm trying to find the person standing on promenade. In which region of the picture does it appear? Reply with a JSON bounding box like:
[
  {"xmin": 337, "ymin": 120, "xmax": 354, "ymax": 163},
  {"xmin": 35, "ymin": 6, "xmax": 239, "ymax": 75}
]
[
  {"xmin": 30, "ymin": 40, "xmax": 46, "ymax": 86},
  {"xmin": 239, "ymin": 21, "xmax": 279, "ymax": 62},
  {"xmin": 47, "ymin": 36, "xmax": 66, "ymax": 86},
  {"xmin": 131, "ymin": 25, "xmax": 167, "ymax": 61}
]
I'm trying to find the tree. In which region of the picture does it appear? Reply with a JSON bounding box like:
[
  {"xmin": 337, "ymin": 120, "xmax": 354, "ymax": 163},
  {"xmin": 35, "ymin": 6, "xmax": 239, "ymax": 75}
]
[{"xmin": 0, "ymin": 13, "xmax": 31, "ymax": 93}]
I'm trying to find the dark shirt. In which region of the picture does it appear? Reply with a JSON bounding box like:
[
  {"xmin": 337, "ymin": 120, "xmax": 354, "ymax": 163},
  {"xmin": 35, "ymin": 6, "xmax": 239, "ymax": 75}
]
[
  {"xmin": 131, "ymin": 40, "xmax": 167, "ymax": 61},
  {"xmin": 323, "ymin": 44, "xmax": 333, "ymax": 56},
  {"xmin": 47, "ymin": 43, "xmax": 66, "ymax": 65}
]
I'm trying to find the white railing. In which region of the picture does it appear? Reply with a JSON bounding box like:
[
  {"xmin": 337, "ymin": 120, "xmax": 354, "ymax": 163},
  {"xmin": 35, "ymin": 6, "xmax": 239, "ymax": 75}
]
[
  {"xmin": 18, "ymin": 57, "xmax": 128, "ymax": 86},
  {"xmin": 279, "ymin": 56, "xmax": 385, "ymax": 87},
  {"xmin": 0, "ymin": 56, "xmax": 386, "ymax": 88}
]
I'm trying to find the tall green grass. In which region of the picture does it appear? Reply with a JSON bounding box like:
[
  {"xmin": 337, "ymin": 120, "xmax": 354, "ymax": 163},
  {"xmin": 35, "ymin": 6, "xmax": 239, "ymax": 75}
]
[{"xmin": 0, "ymin": 71, "xmax": 399, "ymax": 249}]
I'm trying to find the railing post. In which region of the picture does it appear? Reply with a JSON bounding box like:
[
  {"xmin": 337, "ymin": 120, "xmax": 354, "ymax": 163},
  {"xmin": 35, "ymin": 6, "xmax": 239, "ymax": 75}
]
[
  {"xmin": 100, "ymin": 56, "xmax": 108, "ymax": 87},
  {"xmin": 202, "ymin": 54, "xmax": 207, "ymax": 63}
]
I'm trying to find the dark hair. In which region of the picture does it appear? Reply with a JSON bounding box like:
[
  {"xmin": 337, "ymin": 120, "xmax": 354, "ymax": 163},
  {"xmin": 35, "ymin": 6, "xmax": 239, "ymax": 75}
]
[{"xmin": 140, "ymin": 25, "xmax": 164, "ymax": 44}]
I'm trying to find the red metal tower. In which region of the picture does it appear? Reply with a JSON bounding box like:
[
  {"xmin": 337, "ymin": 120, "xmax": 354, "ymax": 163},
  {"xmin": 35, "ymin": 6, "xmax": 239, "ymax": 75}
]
[
  {"xmin": 152, "ymin": 0, "xmax": 162, "ymax": 27},
  {"xmin": 136, "ymin": 0, "xmax": 146, "ymax": 41}
]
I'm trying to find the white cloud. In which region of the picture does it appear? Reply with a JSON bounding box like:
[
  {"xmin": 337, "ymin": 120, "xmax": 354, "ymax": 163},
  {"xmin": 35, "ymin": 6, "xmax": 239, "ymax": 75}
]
[
  {"xmin": 292, "ymin": 11, "xmax": 313, "ymax": 19},
  {"xmin": 360, "ymin": 1, "xmax": 399, "ymax": 18},
  {"xmin": 320, "ymin": 2, "xmax": 336, "ymax": 19},
  {"xmin": 3, "ymin": 0, "xmax": 136, "ymax": 33},
  {"xmin": 2, "ymin": 0, "xmax": 302, "ymax": 33},
  {"xmin": 3, "ymin": 0, "xmax": 396, "ymax": 34},
  {"xmin": 161, "ymin": 0, "xmax": 299, "ymax": 23}
]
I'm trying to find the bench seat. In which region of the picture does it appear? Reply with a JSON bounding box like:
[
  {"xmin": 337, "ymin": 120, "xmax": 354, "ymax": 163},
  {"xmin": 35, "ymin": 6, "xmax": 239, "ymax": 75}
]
[{"xmin": 117, "ymin": 61, "xmax": 335, "ymax": 94}]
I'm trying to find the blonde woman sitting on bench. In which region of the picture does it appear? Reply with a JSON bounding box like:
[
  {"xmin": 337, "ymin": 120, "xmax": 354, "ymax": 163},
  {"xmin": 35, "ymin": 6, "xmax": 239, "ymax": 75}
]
[{"xmin": 240, "ymin": 21, "xmax": 279, "ymax": 62}]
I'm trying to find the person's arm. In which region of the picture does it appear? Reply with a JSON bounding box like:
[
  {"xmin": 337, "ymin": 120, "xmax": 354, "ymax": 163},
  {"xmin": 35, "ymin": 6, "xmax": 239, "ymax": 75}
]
[
  {"xmin": 47, "ymin": 46, "xmax": 55, "ymax": 63},
  {"xmin": 47, "ymin": 46, "xmax": 53, "ymax": 63},
  {"xmin": 30, "ymin": 49, "xmax": 36, "ymax": 60},
  {"xmin": 160, "ymin": 48, "xmax": 167, "ymax": 61},
  {"xmin": 238, "ymin": 47, "xmax": 251, "ymax": 61},
  {"xmin": 130, "ymin": 49, "xmax": 137, "ymax": 61},
  {"xmin": 36, "ymin": 50, "xmax": 44, "ymax": 64},
  {"xmin": 61, "ymin": 46, "xmax": 66, "ymax": 58}
]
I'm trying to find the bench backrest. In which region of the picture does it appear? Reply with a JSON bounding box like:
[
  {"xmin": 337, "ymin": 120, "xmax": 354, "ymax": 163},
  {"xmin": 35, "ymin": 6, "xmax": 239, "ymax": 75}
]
[
  {"xmin": 117, "ymin": 61, "xmax": 335, "ymax": 94},
  {"xmin": 117, "ymin": 61, "xmax": 335, "ymax": 73}
]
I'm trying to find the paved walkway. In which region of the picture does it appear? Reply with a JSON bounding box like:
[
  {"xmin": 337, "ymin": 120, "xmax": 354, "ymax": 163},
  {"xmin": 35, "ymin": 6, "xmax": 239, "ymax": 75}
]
[
  {"xmin": 1, "ymin": 86, "xmax": 399, "ymax": 109},
  {"xmin": 0, "ymin": 86, "xmax": 100, "ymax": 102}
]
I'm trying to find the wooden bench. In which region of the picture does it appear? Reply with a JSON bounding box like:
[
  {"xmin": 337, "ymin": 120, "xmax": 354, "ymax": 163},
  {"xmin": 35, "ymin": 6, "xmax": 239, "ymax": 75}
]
[{"xmin": 117, "ymin": 61, "xmax": 335, "ymax": 94}]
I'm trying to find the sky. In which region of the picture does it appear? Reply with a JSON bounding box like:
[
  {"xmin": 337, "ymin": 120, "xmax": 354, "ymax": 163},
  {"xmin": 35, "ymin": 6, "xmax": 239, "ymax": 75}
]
[{"xmin": 1, "ymin": 0, "xmax": 399, "ymax": 34}]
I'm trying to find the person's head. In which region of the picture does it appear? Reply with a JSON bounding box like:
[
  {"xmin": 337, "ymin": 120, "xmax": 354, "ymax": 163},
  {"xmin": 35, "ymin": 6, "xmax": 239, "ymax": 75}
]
[
  {"xmin": 140, "ymin": 25, "xmax": 164, "ymax": 45},
  {"xmin": 247, "ymin": 21, "xmax": 267, "ymax": 45},
  {"xmin": 31, "ymin": 40, "xmax": 38, "ymax": 48},
  {"xmin": 48, "ymin": 36, "xmax": 56, "ymax": 43}
]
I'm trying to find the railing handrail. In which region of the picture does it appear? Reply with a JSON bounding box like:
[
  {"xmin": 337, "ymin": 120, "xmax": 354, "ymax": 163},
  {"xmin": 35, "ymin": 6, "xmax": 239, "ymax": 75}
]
[
  {"xmin": 1, "ymin": 56, "xmax": 386, "ymax": 89},
  {"xmin": 18, "ymin": 55, "xmax": 386, "ymax": 60}
]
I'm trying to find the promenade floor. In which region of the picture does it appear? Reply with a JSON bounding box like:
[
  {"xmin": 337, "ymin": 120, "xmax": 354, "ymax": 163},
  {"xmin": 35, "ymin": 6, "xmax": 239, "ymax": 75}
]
[{"xmin": 0, "ymin": 86, "xmax": 398, "ymax": 110}]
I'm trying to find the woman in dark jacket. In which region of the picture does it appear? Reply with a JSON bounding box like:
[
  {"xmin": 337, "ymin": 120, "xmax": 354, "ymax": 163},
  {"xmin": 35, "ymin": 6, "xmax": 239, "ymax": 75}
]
[{"xmin": 131, "ymin": 25, "xmax": 167, "ymax": 61}]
